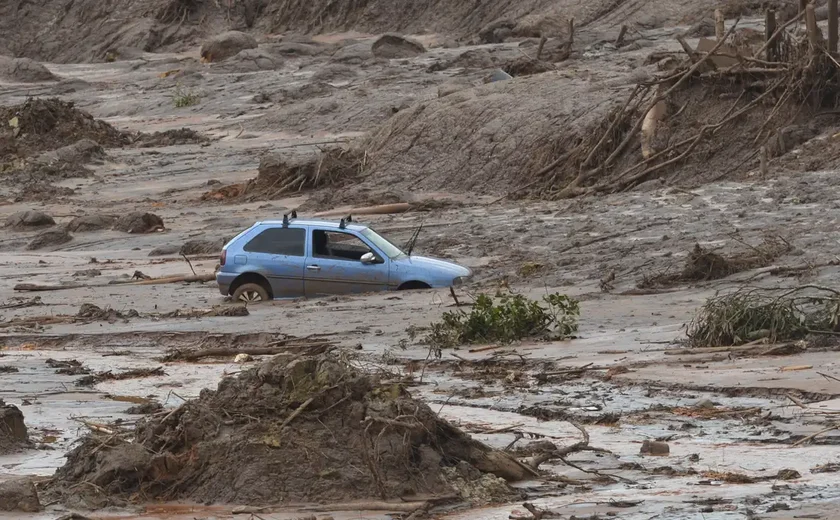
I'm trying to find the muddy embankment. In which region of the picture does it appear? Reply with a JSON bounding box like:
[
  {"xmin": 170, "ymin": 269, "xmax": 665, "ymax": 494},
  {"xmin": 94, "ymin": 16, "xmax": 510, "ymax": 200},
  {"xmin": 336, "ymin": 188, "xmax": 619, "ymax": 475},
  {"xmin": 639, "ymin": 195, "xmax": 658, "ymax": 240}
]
[{"xmin": 2, "ymin": 0, "xmax": 749, "ymax": 63}]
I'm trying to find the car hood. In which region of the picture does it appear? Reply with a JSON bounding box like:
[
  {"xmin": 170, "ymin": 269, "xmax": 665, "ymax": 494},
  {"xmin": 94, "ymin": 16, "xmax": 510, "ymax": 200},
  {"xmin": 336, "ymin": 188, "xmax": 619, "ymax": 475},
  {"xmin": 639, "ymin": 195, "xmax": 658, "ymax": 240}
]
[{"xmin": 395, "ymin": 255, "xmax": 472, "ymax": 277}]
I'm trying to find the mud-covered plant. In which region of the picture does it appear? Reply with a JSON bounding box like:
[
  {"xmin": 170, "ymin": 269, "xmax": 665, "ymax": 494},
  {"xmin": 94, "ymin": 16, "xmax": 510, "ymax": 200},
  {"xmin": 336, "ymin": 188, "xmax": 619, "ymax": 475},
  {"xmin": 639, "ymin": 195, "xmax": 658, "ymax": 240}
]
[
  {"xmin": 426, "ymin": 292, "xmax": 580, "ymax": 350},
  {"xmin": 173, "ymin": 85, "xmax": 200, "ymax": 108},
  {"xmin": 686, "ymin": 285, "xmax": 840, "ymax": 347}
]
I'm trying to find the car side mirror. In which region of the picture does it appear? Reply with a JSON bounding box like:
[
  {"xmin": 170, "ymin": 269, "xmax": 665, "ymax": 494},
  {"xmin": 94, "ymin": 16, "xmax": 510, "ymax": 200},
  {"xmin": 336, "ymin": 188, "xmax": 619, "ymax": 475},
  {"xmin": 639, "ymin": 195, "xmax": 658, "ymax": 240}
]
[{"xmin": 361, "ymin": 252, "xmax": 377, "ymax": 264}]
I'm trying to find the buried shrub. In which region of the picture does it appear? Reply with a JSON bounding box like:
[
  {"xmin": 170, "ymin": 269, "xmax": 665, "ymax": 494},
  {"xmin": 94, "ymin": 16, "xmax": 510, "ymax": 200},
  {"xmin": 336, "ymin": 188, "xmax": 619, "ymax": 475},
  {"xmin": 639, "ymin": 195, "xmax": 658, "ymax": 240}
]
[
  {"xmin": 686, "ymin": 285, "xmax": 840, "ymax": 347},
  {"xmin": 427, "ymin": 292, "xmax": 579, "ymax": 350}
]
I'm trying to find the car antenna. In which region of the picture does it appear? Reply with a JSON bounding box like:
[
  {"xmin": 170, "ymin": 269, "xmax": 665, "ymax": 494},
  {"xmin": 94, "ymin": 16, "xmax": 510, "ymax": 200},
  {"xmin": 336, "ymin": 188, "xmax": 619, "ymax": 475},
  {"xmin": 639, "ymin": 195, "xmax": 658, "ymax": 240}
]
[
  {"xmin": 291, "ymin": 210, "xmax": 297, "ymax": 219},
  {"xmin": 282, "ymin": 214, "xmax": 289, "ymax": 227},
  {"xmin": 339, "ymin": 218, "xmax": 346, "ymax": 229},
  {"xmin": 404, "ymin": 220, "xmax": 424, "ymax": 256}
]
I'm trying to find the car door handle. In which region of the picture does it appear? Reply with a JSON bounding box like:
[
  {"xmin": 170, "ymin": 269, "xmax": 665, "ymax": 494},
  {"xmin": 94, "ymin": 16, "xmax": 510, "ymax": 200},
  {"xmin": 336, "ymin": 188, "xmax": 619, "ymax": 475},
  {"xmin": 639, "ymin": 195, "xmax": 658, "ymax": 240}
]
[{"xmin": 306, "ymin": 265, "xmax": 321, "ymax": 271}]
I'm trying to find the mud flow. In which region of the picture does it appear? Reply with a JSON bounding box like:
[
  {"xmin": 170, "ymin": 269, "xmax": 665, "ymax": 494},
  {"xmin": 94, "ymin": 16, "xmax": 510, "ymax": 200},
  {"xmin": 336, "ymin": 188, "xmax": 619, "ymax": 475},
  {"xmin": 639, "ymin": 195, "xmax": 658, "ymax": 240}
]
[{"xmin": 3, "ymin": 1, "xmax": 840, "ymax": 519}]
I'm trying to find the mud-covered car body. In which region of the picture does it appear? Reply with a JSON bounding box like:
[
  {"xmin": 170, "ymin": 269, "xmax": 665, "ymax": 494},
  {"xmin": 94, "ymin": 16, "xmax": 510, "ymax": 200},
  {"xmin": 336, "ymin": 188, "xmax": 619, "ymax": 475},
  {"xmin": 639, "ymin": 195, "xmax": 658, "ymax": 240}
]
[{"xmin": 217, "ymin": 218, "xmax": 472, "ymax": 301}]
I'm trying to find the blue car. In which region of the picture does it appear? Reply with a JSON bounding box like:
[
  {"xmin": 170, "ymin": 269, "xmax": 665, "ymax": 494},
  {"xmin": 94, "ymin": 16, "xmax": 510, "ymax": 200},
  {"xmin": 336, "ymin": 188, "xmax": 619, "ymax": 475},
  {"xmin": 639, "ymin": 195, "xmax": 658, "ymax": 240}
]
[{"xmin": 216, "ymin": 216, "xmax": 473, "ymax": 302}]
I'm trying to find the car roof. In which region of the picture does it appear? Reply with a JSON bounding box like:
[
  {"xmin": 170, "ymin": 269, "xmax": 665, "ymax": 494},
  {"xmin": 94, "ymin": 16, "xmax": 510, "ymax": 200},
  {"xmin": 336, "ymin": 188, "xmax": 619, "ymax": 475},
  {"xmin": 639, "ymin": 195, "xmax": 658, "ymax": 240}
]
[{"xmin": 255, "ymin": 219, "xmax": 368, "ymax": 232}]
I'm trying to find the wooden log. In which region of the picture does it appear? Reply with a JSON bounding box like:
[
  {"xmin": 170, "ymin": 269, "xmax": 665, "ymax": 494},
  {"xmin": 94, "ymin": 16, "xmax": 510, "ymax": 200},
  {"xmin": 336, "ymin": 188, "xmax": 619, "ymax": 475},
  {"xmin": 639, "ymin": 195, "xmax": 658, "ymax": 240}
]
[
  {"xmin": 676, "ymin": 35, "xmax": 698, "ymax": 62},
  {"xmin": 830, "ymin": 0, "xmax": 838, "ymax": 53},
  {"xmin": 760, "ymin": 146, "xmax": 768, "ymax": 177},
  {"xmin": 766, "ymin": 10, "xmax": 778, "ymax": 62},
  {"xmin": 14, "ymin": 283, "xmax": 82, "ymax": 292},
  {"xmin": 128, "ymin": 273, "xmax": 215, "ymax": 285},
  {"xmin": 314, "ymin": 202, "xmax": 412, "ymax": 217},
  {"xmin": 715, "ymin": 9, "xmax": 725, "ymax": 41},
  {"xmin": 536, "ymin": 35, "xmax": 547, "ymax": 59},
  {"xmin": 615, "ymin": 25, "xmax": 628, "ymax": 47}
]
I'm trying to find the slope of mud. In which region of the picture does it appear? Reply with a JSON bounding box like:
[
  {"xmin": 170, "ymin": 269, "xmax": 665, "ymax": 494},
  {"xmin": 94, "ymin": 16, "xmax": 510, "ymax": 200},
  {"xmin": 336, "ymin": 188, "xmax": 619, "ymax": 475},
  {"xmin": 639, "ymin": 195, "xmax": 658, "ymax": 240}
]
[
  {"xmin": 47, "ymin": 353, "xmax": 523, "ymax": 508},
  {"xmin": 363, "ymin": 73, "xmax": 627, "ymax": 194},
  {"xmin": 0, "ymin": 0, "xmax": 733, "ymax": 63}
]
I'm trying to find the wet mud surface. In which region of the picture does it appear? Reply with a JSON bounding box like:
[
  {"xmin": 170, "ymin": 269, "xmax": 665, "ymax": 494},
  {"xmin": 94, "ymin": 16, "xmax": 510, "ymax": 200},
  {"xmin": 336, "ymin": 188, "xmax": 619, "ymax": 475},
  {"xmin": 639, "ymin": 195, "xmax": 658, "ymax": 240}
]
[{"xmin": 3, "ymin": 8, "xmax": 840, "ymax": 520}]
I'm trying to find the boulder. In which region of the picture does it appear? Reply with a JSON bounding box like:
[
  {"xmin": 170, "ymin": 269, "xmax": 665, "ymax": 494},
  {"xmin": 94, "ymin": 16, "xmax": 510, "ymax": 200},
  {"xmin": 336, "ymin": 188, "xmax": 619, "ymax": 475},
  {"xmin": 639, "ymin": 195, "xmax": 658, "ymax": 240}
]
[
  {"xmin": 330, "ymin": 43, "xmax": 373, "ymax": 64},
  {"xmin": 371, "ymin": 34, "xmax": 426, "ymax": 59},
  {"xmin": 200, "ymin": 31, "xmax": 258, "ymax": 62},
  {"xmin": 113, "ymin": 212, "xmax": 164, "ymax": 234},
  {"xmin": 26, "ymin": 229, "xmax": 73, "ymax": 250},
  {"xmin": 5, "ymin": 210, "xmax": 55, "ymax": 230},
  {"xmin": 65, "ymin": 214, "xmax": 117, "ymax": 232},
  {"xmin": 0, "ymin": 479, "xmax": 41, "ymax": 512},
  {"xmin": 0, "ymin": 57, "xmax": 56, "ymax": 82},
  {"xmin": 180, "ymin": 239, "xmax": 225, "ymax": 256},
  {"xmin": 227, "ymin": 48, "xmax": 280, "ymax": 71},
  {"xmin": 0, "ymin": 401, "xmax": 27, "ymax": 445}
]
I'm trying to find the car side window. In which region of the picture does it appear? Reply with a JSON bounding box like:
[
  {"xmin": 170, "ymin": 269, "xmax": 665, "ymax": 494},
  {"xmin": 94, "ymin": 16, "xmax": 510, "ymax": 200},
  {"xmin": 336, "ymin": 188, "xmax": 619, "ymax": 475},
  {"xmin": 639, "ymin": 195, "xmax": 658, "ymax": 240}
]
[
  {"xmin": 243, "ymin": 228, "xmax": 305, "ymax": 256},
  {"xmin": 312, "ymin": 230, "xmax": 373, "ymax": 261}
]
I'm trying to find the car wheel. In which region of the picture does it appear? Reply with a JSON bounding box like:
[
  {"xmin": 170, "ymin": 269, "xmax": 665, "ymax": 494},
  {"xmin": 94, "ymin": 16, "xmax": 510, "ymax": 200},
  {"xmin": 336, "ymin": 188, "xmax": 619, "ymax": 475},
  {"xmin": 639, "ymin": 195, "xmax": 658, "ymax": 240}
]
[{"xmin": 232, "ymin": 283, "xmax": 269, "ymax": 303}]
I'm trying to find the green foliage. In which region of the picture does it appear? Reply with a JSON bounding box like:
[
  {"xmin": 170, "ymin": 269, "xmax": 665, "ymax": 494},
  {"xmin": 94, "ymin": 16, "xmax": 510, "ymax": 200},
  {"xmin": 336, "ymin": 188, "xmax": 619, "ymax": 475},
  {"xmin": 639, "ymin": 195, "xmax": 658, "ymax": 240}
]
[
  {"xmin": 426, "ymin": 292, "xmax": 580, "ymax": 351},
  {"xmin": 687, "ymin": 286, "xmax": 840, "ymax": 347},
  {"xmin": 173, "ymin": 85, "xmax": 200, "ymax": 108}
]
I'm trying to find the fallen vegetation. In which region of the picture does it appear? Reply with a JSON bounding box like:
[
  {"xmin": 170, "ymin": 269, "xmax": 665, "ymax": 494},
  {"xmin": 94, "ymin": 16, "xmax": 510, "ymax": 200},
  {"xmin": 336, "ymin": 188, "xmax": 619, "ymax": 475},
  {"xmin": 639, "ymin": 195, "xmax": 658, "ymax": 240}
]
[
  {"xmin": 640, "ymin": 237, "xmax": 792, "ymax": 287},
  {"xmin": 426, "ymin": 292, "xmax": 579, "ymax": 352},
  {"xmin": 687, "ymin": 285, "xmax": 840, "ymax": 347}
]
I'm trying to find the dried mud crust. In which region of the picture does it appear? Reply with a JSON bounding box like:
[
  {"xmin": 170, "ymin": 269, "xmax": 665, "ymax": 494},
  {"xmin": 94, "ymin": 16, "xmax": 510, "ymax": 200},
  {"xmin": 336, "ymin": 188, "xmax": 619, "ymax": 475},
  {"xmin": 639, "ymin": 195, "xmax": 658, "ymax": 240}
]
[{"xmin": 47, "ymin": 353, "xmax": 523, "ymax": 508}]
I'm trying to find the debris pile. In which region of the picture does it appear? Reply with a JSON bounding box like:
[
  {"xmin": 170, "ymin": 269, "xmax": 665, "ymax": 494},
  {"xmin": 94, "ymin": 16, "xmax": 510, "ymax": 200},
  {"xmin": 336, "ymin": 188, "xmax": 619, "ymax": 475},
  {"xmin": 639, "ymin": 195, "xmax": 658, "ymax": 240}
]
[
  {"xmin": 204, "ymin": 148, "xmax": 365, "ymax": 202},
  {"xmin": 1, "ymin": 98, "xmax": 127, "ymax": 161},
  {"xmin": 640, "ymin": 237, "xmax": 792, "ymax": 287},
  {"xmin": 0, "ymin": 400, "xmax": 28, "ymax": 454},
  {"xmin": 687, "ymin": 285, "xmax": 840, "ymax": 347},
  {"xmin": 48, "ymin": 353, "xmax": 533, "ymax": 508}
]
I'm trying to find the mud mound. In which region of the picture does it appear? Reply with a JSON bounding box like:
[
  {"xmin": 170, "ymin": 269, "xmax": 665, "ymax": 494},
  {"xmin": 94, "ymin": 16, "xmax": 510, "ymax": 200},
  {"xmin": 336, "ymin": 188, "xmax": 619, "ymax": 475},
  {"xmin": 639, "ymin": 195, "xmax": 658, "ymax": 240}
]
[
  {"xmin": 5, "ymin": 210, "xmax": 55, "ymax": 230},
  {"xmin": 233, "ymin": 148, "xmax": 366, "ymax": 201},
  {"xmin": 26, "ymin": 229, "xmax": 72, "ymax": 250},
  {"xmin": 1, "ymin": 98, "xmax": 127, "ymax": 161},
  {"xmin": 133, "ymin": 128, "xmax": 208, "ymax": 148},
  {"xmin": 0, "ymin": 400, "xmax": 28, "ymax": 454},
  {"xmin": 503, "ymin": 57, "xmax": 554, "ymax": 77},
  {"xmin": 435, "ymin": 49, "xmax": 499, "ymax": 71},
  {"xmin": 0, "ymin": 57, "xmax": 56, "ymax": 82},
  {"xmin": 48, "ymin": 353, "xmax": 526, "ymax": 508},
  {"xmin": 66, "ymin": 214, "xmax": 117, "ymax": 232},
  {"xmin": 371, "ymin": 34, "xmax": 426, "ymax": 59},
  {"xmin": 200, "ymin": 31, "xmax": 258, "ymax": 62},
  {"xmin": 113, "ymin": 212, "xmax": 164, "ymax": 233}
]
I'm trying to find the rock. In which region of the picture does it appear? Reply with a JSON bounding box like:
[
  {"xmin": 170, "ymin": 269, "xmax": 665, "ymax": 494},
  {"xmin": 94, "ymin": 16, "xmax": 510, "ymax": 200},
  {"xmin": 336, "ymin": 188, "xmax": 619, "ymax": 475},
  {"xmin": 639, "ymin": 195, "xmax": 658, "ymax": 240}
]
[
  {"xmin": 330, "ymin": 43, "xmax": 373, "ymax": 64},
  {"xmin": 693, "ymin": 398, "xmax": 715, "ymax": 409},
  {"xmin": 65, "ymin": 214, "xmax": 116, "ymax": 232},
  {"xmin": 5, "ymin": 210, "xmax": 55, "ymax": 230},
  {"xmin": 487, "ymin": 69, "xmax": 513, "ymax": 83},
  {"xmin": 479, "ymin": 20, "xmax": 516, "ymax": 43},
  {"xmin": 371, "ymin": 34, "xmax": 426, "ymax": 59},
  {"xmin": 180, "ymin": 239, "xmax": 225, "ymax": 256},
  {"xmin": 776, "ymin": 469, "xmax": 801, "ymax": 480},
  {"xmin": 0, "ymin": 401, "xmax": 27, "ymax": 444},
  {"xmin": 234, "ymin": 353, "xmax": 253, "ymax": 363},
  {"xmin": 38, "ymin": 139, "xmax": 105, "ymax": 165},
  {"xmin": 640, "ymin": 440, "xmax": 670, "ymax": 456},
  {"xmin": 26, "ymin": 229, "xmax": 73, "ymax": 250},
  {"xmin": 200, "ymin": 31, "xmax": 258, "ymax": 62},
  {"xmin": 0, "ymin": 56, "xmax": 56, "ymax": 82},
  {"xmin": 148, "ymin": 244, "xmax": 181, "ymax": 257},
  {"xmin": 113, "ymin": 212, "xmax": 164, "ymax": 233},
  {"xmin": 227, "ymin": 48, "xmax": 281, "ymax": 71},
  {"xmin": 0, "ymin": 478, "xmax": 41, "ymax": 512}
]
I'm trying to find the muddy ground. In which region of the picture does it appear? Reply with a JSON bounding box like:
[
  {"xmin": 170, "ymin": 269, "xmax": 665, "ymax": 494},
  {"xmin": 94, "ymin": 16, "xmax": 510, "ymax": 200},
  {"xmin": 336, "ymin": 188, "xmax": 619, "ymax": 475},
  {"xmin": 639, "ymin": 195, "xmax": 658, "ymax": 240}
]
[{"xmin": 3, "ymin": 3, "xmax": 840, "ymax": 520}]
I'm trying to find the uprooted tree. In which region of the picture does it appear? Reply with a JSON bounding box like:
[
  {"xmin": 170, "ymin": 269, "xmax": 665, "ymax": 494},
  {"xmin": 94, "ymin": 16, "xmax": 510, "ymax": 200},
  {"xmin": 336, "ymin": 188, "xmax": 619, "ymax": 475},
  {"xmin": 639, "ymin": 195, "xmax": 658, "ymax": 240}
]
[{"xmin": 527, "ymin": 10, "xmax": 840, "ymax": 198}]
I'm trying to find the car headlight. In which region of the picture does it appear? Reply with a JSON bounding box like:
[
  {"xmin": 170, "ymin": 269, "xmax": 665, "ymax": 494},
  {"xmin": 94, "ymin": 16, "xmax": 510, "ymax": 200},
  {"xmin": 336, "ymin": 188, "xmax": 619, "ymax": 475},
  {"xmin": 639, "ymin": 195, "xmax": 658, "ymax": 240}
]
[{"xmin": 452, "ymin": 276, "xmax": 469, "ymax": 286}]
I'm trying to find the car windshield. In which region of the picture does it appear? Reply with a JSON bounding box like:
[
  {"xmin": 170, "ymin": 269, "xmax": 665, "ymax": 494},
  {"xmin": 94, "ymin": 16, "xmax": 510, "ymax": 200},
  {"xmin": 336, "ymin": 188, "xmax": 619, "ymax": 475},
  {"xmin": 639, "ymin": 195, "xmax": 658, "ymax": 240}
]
[{"xmin": 361, "ymin": 227, "xmax": 405, "ymax": 259}]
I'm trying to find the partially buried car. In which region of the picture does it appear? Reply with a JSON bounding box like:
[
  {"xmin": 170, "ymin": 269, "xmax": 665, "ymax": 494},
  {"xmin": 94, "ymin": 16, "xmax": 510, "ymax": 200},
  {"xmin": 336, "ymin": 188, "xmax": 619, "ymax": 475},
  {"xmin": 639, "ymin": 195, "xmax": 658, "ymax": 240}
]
[{"xmin": 216, "ymin": 215, "xmax": 472, "ymax": 302}]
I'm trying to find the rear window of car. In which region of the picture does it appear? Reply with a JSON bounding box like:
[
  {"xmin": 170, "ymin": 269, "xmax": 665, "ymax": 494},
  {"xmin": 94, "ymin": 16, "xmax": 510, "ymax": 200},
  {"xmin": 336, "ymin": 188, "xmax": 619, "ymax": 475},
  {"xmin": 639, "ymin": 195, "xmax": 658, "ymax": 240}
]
[{"xmin": 243, "ymin": 227, "xmax": 305, "ymax": 256}]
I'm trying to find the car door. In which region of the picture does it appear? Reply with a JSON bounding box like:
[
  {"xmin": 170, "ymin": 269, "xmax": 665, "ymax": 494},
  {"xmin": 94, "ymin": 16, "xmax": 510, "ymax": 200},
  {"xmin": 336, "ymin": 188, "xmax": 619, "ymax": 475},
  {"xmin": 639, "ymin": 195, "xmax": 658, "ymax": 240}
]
[
  {"xmin": 304, "ymin": 228, "xmax": 390, "ymax": 296},
  {"xmin": 241, "ymin": 226, "xmax": 307, "ymax": 297}
]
